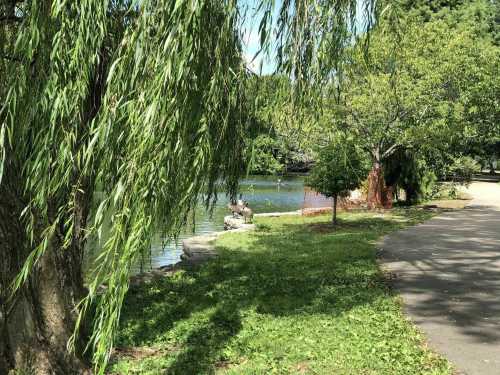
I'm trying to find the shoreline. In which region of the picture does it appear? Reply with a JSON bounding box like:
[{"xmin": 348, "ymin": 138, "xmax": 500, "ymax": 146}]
[
  {"xmin": 128, "ymin": 200, "xmax": 463, "ymax": 286},
  {"xmin": 129, "ymin": 210, "xmax": 304, "ymax": 286}
]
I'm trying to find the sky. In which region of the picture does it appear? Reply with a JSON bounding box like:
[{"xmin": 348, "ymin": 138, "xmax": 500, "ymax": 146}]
[
  {"xmin": 240, "ymin": 0, "xmax": 280, "ymax": 75},
  {"xmin": 240, "ymin": 0, "xmax": 369, "ymax": 76}
]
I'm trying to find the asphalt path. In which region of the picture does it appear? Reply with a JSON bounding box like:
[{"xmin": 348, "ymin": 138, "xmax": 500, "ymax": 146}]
[{"xmin": 380, "ymin": 182, "xmax": 500, "ymax": 375}]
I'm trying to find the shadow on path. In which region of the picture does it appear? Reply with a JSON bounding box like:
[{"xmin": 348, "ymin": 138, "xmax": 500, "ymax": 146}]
[{"xmin": 380, "ymin": 201, "xmax": 500, "ymax": 375}]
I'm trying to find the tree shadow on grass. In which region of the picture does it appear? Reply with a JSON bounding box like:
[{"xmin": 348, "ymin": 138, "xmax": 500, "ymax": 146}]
[
  {"xmin": 165, "ymin": 303, "xmax": 242, "ymax": 375},
  {"xmin": 117, "ymin": 213, "xmax": 417, "ymax": 373}
]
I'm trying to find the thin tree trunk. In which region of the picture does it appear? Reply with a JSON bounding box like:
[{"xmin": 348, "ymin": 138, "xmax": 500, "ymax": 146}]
[
  {"xmin": 489, "ymin": 160, "xmax": 496, "ymax": 175},
  {"xmin": 332, "ymin": 194, "xmax": 338, "ymax": 225}
]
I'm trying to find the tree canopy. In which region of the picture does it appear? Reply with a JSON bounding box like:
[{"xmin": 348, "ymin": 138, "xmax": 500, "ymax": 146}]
[{"xmin": 321, "ymin": 1, "xmax": 500, "ymax": 203}]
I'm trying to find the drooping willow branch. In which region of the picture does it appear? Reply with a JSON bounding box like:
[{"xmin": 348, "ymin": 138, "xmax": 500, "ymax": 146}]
[{"xmin": 0, "ymin": 0, "xmax": 375, "ymax": 373}]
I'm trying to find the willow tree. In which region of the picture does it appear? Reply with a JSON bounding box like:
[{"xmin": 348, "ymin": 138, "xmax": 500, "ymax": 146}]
[{"xmin": 0, "ymin": 1, "xmax": 371, "ymax": 373}]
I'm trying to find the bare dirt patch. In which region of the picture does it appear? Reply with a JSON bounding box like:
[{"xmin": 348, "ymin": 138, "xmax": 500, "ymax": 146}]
[
  {"xmin": 293, "ymin": 361, "xmax": 311, "ymax": 374},
  {"xmin": 112, "ymin": 345, "xmax": 177, "ymax": 361}
]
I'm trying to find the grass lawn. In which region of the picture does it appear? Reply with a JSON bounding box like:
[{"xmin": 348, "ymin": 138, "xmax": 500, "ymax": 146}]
[{"xmin": 111, "ymin": 210, "xmax": 452, "ymax": 375}]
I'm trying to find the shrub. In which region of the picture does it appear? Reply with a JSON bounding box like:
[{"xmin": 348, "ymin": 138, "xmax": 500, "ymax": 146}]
[
  {"xmin": 248, "ymin": 135, "xmax": 284, "ymax": 175},
  {"xmin": 446, "ymin": 156, "xmax": 481, "ymax": 185},
  {"xmin": 306, "ymin": 139, "xmax": 368, "ymax": 224}
]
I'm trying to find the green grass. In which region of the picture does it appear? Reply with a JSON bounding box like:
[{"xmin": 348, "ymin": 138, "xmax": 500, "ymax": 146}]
[{"xmin": 112, "ymin": 209, "xmax": 451, "ymax": 375}]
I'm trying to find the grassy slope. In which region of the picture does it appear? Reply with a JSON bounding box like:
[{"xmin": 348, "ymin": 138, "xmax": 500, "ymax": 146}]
[{"xmin": 112, "ymin": 210, "xmax": 451, "ymax": 375}]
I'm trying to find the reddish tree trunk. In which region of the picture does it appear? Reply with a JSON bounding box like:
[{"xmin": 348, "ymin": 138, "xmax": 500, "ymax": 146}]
[
  {"xmin": 366, "ymin": 163, "xmax": 385, "ymax": 209},
  {"xmin": 366, "ymin": 163, "xmax": 394, "ymax": 209},
  {"xmin": 381, "ymin": 185, "xmax": 394, "ymax": 209}
]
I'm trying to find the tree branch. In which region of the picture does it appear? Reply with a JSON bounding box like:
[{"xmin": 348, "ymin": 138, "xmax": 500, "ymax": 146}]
[
  {"xmin": 381, "ymin": 143, "xmax": 399, "ymax": 159},
  {"xmin": 0, "ymin": 15, "xmax": 22, "ymax": 23}
]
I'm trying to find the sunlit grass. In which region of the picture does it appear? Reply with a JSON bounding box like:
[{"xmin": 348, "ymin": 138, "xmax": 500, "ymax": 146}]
[{"xmin": 112, "ymin": 209, "xmax": 451, "ymax": 374}]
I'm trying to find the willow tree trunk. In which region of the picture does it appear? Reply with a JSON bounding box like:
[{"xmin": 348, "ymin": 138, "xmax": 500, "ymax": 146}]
[
  {"xmin": 0, "ymin": 47, "xmax": 105, "ymax": 375},
  {"xmin": 0, "ymin": 162, "xmax": 91, "ymax": 374},
  {"xmin": 0, "ymin": 22, "xmax": 108, "ymax": 370}
]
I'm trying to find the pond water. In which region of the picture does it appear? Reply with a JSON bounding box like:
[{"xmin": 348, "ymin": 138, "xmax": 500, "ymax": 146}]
[
  {"xmin": 86, "ymin": 175, "xmax": 311, "ymax": 274},
  {"xmin": 142, "ymin": 175, "xmax": 307, "ymax": 271}
]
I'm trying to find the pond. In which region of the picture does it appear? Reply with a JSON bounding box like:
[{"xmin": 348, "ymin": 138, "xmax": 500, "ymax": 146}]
[
  {"xmin": 86, "ymin": 175, "xmax": 314, "ymax": 274},
  {"xmin": 141, "ymin": 175, "xmax": 307, "ymax": 271}
]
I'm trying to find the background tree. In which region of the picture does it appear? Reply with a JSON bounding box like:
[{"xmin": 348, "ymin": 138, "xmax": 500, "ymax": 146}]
[
  {"xmin": 401, "ymin": 0, "xmax": 499, "ymax": 44},
  {"xmin": 244, "ymin": 74, "xmax": 320, "ymax": 174},
  {"xmin": 306, "ymin": 138, "xmax": 368, "ymax": 225},
  {"xmin": 402, "ymin": 0, "xmax": 500, "ymax": 176},
  {"xmin": 334, "ymin": 11, "xmax": 498, "ymax": 207}
]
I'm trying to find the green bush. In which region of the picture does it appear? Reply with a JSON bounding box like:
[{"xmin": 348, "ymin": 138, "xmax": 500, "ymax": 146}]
[
  {"xmin": 306, "ymin": 138, "xmax": 368, "ymax": 223},
  {"xmin": 446, "ymin": 156, "xmax": 481, "ymax": 185},
  {"xmin": 419, "ymin": 170, "xmax": 438, "ymax": 200},
  {"xmin": 247, "ymin": 135, "xmax": 284, "ymax": 175}
]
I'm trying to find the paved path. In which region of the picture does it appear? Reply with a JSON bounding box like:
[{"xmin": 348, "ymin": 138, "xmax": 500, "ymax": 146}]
[{"xmin": 380, "ymin": 182, "xmax": 500, "ymax": 375}]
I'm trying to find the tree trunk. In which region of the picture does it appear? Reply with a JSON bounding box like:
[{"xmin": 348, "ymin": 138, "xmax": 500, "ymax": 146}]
[
  {"xmin": 382, "ymin": 185, "xmax": 394, "ymax": 209},
  {"xmin": 0, "ymin": 160, "xmax": 91, "ymax": 374},
  {"xmin": 366, "ymin": 161, "xmax": 395, "ymax": 209},
  {"xmin": 366, "ymin": 162, "xmax": 385, "ymax": 209},
  {"xmin": 0, "ymin": 9, "xmax": 108, "ymax": 373},
  {"xmin": 489, "ymin": 160, "xmax": 496, "ymax": 175},
  {"xmin": 332, "ymin": 195, "xmax": 338, "ymax": 225}
]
